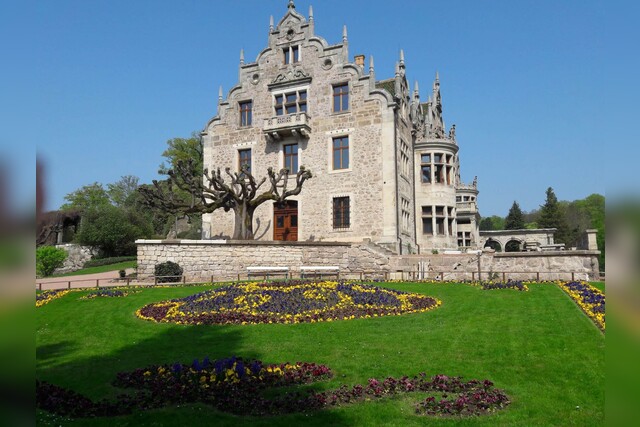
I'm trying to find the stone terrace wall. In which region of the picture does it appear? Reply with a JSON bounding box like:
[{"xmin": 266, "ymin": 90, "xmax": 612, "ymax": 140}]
[
  {"xmin": 389, "ymin": 250, "xmax": 601, "ymax": 281},
  {"xmin": 136, "ymin": 240, "xmax": 391, "ymax": 281},
  {"xmin": 136, "ymin": 240, "xmax": 600, "ymax": 282}
]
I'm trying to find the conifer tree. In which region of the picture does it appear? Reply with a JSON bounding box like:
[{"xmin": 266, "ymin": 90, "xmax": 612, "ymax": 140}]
[
  {"xmin": 538, "ymin": 187, "xmax": 570, "ymax": 244},
  {"xmin": 505, "ymin": 201, "xmax": 525, "ymax": 230}
]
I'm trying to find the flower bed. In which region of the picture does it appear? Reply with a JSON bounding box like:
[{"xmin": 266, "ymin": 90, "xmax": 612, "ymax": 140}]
[
  {"xmin": 480, "ymin": 281, "xmax": 528, "ymax": 291},
  {"xmin": 36, "ymin": 356, "xmax": 510, "ymax": 418},
  {"xmin": 36, "ymin": 290, "xmax": 69, "ymax": 307},
  {"xmin": 80, "ymin": 289, "xmax": 136, "ymax": 300},
  {"xmin": 136, "ymin": 281, "xmax": 441, "ymax": 325},
  {"xmin": 558, "ymin": 281, "xmax": 605, "ymax": 331}
]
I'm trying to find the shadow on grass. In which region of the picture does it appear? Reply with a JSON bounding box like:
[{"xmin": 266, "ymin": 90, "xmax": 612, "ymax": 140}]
[{"xmin": 36, "ymin": 291, "xmax": 348, "ymax": 426}]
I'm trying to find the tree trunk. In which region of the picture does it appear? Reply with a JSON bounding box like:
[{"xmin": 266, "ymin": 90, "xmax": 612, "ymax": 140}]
[{"xmin": 232, "ymin": 203, "xmax": 255, "ymax": 240}]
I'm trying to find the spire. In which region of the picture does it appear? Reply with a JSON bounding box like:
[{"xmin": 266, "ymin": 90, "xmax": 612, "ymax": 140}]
[
  {"xmin": 288, "ymin": 0, "xmax": 295, "ymax": 9},
  {"xmin": 309, "ymin": 5, "xmax": 313, "ymax": 21},
  {"xmin": 435, "ymin": 71, "xmax": 440, "ymax": 83},
  {"xmin": 269, "ymin": 15, "xmax": 274, "ymax": 32},
  {"xmin": 342, "ymin": 25, "xmax": 348, "ymax": 43},
  {"xmin": 395, "ymin": 62, "xmax": 400, "ymax": 77},
  {"xmin": 218, "ymin": 86, "xmax": 223, "ymax": 103},
  {"xmin": 414, "ymin": 80, "xmax": 420, "ymax": 98},
  {"xmin": 239, "ymin": 49, "xmax": 244, "ymax": 66},
  {"xmin": 369, "ymin": 55, "xmax": 374, "ymax": 74},
  {"xmin": 399, "ymin": 49, "xmax": 405, "ymax": 65}
]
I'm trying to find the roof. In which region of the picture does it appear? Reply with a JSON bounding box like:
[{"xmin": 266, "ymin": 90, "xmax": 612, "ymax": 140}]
[{"xmin": 375, "ymin": 79, "xmax": 396, "ymax": 97}]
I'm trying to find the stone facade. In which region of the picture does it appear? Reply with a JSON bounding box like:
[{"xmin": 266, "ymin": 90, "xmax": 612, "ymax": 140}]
[
  {"xmin": 136, "ymin": 240, "xmax": 599, "ymax": 282},
  {"xmin": 200, "ymin": 2, "xmax": 479, "ymax": 254}
]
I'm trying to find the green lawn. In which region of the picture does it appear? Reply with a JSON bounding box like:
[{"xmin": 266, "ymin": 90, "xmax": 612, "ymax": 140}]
[
  {"xmin": 36, "ymin": 282, "xmax": 604, "ymax": 426},
  {"xmin": 50, "ymin": 261, "xmax": 136, "ymax": 277}
]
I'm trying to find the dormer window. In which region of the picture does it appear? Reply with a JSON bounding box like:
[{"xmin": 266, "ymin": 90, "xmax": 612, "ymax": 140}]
[{"xmin": 284, "ymin": 45, "xmax": 300, "ymax": 64}]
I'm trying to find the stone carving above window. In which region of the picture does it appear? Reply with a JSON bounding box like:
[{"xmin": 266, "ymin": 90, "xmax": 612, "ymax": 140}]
[{"xmin": 272, "ymin": 69, "xmax": 310, "ymax": 84}]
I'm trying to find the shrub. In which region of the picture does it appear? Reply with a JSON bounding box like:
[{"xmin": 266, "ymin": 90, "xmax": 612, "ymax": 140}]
[
  {"xmin": 154, "ymin": 261, "xmax": 183, "ymax": 283},
  {"xmin": 36, "ymin": 246, "xmax": 68, "ymax": 277},
  {"xmin": 83, "ymin": 256, "xmax": 136, "ymax": 268}
]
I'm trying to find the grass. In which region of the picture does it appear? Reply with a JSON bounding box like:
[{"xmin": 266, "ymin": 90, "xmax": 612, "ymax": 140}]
[
  {"xmin": 50, "ymin": 261, "xmax": 136, "ymax": 277},
  {"xmin": 36, "ymin": 282, "xmax": 604, "ymax": 426}
]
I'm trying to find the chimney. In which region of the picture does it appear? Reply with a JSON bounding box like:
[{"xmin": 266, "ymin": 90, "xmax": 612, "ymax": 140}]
[{"xmin": 354, "ymin": 54, "xmax": 365, "ymax": 67}]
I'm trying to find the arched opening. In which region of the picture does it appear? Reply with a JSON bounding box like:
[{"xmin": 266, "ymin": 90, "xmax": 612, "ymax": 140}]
[
  {"xmin": 505, "ymin": 240, "xmax": 522, "ymax": 252},
  {"xmin": 484, "ymin": 239, "xmax": 502, "ymax": 252}
]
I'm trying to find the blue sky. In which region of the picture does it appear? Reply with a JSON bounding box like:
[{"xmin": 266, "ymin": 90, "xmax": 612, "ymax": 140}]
[{"xmin": 3, "ymin": 0, "xmax": 637, "ymax": 216}]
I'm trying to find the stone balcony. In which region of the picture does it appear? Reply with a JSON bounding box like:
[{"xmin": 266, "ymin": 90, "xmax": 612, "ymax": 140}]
[
  {"xmin": 263, "ymin": 112, "xmax": 311, "ymax": 141},
  {"xmin": 456, "ymin": 201, "xmax": 478, "ymax": 214}
]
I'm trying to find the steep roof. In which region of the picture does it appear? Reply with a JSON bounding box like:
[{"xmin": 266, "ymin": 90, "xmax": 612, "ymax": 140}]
[{"xmin": 375, "ymin": 79, "xmax": 396, "ymax": 98}]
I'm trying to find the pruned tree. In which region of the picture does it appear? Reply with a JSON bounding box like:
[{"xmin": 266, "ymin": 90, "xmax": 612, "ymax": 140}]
[{"xmin": 139, "ymin": 159, "xmax": 312, "ymax": 240}]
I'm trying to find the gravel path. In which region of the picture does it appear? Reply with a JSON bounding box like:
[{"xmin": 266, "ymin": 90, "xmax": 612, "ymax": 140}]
[{"xmin": 36, "ymin": 268, "xmax": 136, "ymax": 291}]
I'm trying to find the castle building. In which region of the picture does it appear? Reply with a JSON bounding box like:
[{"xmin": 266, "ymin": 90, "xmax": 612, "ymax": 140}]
[{"xmin": 201, "ymin": 1, "xmax": 480, "ymax": 254}]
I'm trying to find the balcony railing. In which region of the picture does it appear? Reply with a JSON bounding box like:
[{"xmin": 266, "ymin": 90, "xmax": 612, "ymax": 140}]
[{"xmin": 263, "ymin": 112, "xmax": 310, "ymax": 141}]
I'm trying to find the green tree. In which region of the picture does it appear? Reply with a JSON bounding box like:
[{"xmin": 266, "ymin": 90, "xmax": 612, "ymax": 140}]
[
  {"xmin": 479, "ymin": 215, "xmax": 505, "ymax": 231},
  {"xmin": 156, "ymin": 134, "xmax": 204, "ymax": 238},
  {"xmin": 107, "ymin": 175, "xmax": 140, "ymax": 208},
  {"xmin": 60, "ymin": 183, "xmax": 110, "ymax": 212},
  {"xmin": 505, "ymin": 201, "xmax": 525, "ymax": 230},
  {"xmin": 158, "ymin": 134, "xmax": 203, "ymax": 177},
  {"xmin": 538, "ymin": 187, "xmax": 571, "ymax": 244},
  {"xmin": 75, "ymin": 204, "xmax": 153, "ymax": 257},
  {"xmin": 36, "ymin": 246, "xmax": 67, "ymax": 277}
]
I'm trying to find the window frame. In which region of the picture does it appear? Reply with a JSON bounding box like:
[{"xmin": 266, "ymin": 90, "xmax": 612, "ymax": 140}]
[
  {"xmin": 239, "ymin": 100, "xmax": 253, "ymax": 127},
  {"xmin": 332, "ymin": 196, "xmax": 351, "ymax": 230},
  {"xmin": 238, "ymin": 148, "xmax": 252, "ymax": 176},
  {"xmin": 273, "ymin": 88, "xmax": 307, "ymax": 116},
  {"xmin": 420, "ymin": 153, "xmax": 432, "ymax": 183},
  {"xmin": 332, "ymin": 136, "xmax": 350, "ymax": 170},
  {"xmin": 283, "ymin": 143, "xmax": 299, "ymax": 174},
  {"xmin": 332, "ymin": 82, "xmax": 349, "ymax": 113},
  {"xmin": 283, "ymin": 45, "xmax": 300, "ymax": 64}
]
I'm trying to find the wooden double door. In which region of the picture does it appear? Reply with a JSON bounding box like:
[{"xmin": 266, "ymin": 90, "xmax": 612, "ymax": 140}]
[{"xmin": 274, "ymin": 201, "xmax": 298, "ymax": 241}]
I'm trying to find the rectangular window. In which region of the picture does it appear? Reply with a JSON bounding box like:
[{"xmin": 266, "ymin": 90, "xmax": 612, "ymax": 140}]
[
  {"xmin": 421, "ymin": 205, "xmax": 433, "ymax": 235},
  {"xmin": 274, "ymin": 89, "xmax": 307, "ymax": 116},
  {"xmin": 332, "ymin": 136, "xmax": 349, "ymax": 170},
  {"xmin": 333, "ymin": 197, "xmax": 350, "ymax": 229},
  {"xmin": 333, "ymin": 83, "xmax": 349, "ymax": 113},
  {"xmin": 400, "ymin": 140, "xmax": 410, "ymax": 177},
  {"xmin": 421, "ymin": 153, "xmax": 431, "ymax": 183},
  {"xmin": 436, "ymin": 218, "xmax": 445, "ymax": 235},
  {"xmin": 422, "ymin": 218, "xmax": 433, "ymax": 235},
  {"xmin": 284, "ymin": 45, "xmax": 300, "ymax": 64},
  {"xmin": 401, "ymin": 198, "xmax": 410, "ymax": 233},
  {"xmin": 283, "ymin": 143, "xmax": 298, "ymax": 173},
  {"xmin": 434, "ymin": 153, "xmax": 444, "ymax": 183},
  {"xmin": 239, "ymin": 100, "xmax": 252, "ymax": 126},
  {"xmin": 238, "ymin": 149, "xmax": 252, "ymax": 175}
]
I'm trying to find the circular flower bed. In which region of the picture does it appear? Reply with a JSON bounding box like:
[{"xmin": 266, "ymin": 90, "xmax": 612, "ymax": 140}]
[{"xmin": 136, "ymin": 281, "xmax": 441, "ymax": 325}]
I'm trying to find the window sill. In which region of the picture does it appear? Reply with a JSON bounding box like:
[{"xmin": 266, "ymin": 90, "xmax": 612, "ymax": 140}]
[
  {"xmin": 331, "ymin": 110, "xmax": 350, "ymax": 116},
  {"xmin": 328, "ymin": 168, "xmax": 352, "ymax": 175}
]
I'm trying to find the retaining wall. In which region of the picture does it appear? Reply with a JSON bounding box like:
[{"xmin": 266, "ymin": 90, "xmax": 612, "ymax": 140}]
[
  {"xmin": 136, "ymin": 239, "xmax": 391, "ymax": 281},
  {"xmin": 136, "ymin": 240, "xmax": 600, "ymax": 282}
]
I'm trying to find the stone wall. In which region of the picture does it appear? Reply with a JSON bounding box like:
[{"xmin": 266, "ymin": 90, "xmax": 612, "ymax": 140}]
[
  {"xmin": 53, "ymin": 244, "xmax": 96, "ymax": 274},
  {"xmin": 389, "ymin": 250, "xmax": 601, "ymax": 281},
  {"xmin": 136, "ymin": 239, "xmax": 391, "ymax": 281},
  {"xmin": 136, "ymin": 239, "xmax": 600, "ymax": 282}
]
